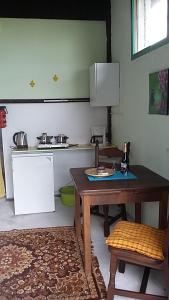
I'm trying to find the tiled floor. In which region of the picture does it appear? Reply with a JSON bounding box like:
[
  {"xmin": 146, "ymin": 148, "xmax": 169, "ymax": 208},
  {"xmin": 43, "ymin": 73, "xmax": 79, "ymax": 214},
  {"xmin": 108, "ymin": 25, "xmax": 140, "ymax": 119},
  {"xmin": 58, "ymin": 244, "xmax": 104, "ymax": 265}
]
[{"xmin": 0, "ymin": 198, "xmax": 167, "ymax": 300}]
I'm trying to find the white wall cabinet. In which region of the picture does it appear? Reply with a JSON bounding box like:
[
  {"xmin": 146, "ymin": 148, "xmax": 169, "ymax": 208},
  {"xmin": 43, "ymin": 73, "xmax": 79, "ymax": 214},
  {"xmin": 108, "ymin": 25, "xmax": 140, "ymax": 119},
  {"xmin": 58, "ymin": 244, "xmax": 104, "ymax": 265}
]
[
  {"xmin": 90, "ymin": 63, "xmax": 119, "ymax": 106},
  {"xmin": 12, "ymin": 152, "xmax": 55, "ymax": 215}
]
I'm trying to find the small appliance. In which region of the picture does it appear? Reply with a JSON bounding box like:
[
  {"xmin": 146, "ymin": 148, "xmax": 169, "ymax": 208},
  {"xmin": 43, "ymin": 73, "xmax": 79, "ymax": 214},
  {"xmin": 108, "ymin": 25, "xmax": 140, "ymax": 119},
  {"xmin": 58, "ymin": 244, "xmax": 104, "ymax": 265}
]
[
  {"xmin": 90, "ymin": 135, "xmax": 104, "ymax": 144},
  {"xmin": 13, "ymin": 131, "xmax": 28, "ymax": 149},
  {"xmin": 90, "ymin": 126, "xmax": 106, "ymax": 146},
  {"xmin": 36, "ymin": 132, "xmax": 70, "ymax": 149},
  {"xmin": 37, "ymin": 143, "xmax": 69, "ymax": 149}
]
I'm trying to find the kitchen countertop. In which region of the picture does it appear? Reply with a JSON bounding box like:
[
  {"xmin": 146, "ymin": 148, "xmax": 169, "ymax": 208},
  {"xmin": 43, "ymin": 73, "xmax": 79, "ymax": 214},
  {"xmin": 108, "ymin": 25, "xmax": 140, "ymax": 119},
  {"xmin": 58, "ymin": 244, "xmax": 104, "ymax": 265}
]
[{"xmin": 11, "ymin": 144, "xmax": 96, "ymax": 154}]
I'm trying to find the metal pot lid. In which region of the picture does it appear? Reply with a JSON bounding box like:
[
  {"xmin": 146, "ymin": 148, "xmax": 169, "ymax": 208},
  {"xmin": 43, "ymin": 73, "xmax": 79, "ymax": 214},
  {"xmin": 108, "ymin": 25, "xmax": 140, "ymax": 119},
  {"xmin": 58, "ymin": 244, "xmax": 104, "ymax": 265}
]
[
  {"xmin": 37, "ymin": 135, "xmax": 53, "ymax": 138},
  {"xmin": 37, "ymin": 136, "xmax": 53, "ymax": 141},
  {"xmin": 54, "ymin": 134, "xmax": 68, "ymax": 137}
]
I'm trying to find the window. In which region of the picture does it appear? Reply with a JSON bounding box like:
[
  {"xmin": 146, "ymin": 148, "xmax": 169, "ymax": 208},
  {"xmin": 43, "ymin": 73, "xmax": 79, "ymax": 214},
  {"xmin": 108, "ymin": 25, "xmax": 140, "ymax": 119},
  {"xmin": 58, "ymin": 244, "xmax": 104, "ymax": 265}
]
[{"xmin": 131, "ymin": 0, "xmax": 168, "ymax": 58}]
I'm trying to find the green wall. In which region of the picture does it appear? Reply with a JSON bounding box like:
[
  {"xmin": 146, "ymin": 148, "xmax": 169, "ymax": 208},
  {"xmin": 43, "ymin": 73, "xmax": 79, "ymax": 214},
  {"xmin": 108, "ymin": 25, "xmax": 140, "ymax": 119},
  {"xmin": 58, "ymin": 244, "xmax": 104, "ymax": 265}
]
[
  {"xmin": 111, "ymin": 0, "xmax": 169, "ymax": 226},
  {"xmin": 0, "ymin": 18, "xmax": 106, "ymax": 99}
]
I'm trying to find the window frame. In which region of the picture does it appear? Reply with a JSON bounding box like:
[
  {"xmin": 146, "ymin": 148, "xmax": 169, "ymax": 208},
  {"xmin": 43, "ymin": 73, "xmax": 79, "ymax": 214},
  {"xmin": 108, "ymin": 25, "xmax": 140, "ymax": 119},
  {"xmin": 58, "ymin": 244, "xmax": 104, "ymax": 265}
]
[{"xmin": 131, "ymin": 0, "xmax": 169, "ymax": 60}]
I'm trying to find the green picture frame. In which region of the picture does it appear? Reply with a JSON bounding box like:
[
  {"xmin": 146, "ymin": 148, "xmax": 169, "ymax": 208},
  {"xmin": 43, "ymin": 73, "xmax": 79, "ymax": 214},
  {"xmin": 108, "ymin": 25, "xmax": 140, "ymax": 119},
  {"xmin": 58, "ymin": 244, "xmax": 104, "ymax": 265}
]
[{"xmin": 149, "ymin": 69, "xmax": 169, "ymax": 115}]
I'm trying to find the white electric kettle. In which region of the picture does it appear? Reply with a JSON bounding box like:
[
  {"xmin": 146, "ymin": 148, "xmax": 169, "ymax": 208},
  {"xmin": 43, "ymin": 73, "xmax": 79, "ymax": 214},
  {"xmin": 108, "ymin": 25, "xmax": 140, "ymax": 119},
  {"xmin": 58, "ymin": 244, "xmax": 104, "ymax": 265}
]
[{"xmin": 13, "ymin": 131, "xmax": 28, "ymax": 148}]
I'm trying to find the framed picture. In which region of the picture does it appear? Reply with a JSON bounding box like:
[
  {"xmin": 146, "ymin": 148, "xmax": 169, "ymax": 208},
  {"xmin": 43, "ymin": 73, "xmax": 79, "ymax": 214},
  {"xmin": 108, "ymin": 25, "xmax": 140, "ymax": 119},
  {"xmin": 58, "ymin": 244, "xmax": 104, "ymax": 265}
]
[{"xmin": 149, "ymin": 69, "xmax": 169, "ymax": 115}]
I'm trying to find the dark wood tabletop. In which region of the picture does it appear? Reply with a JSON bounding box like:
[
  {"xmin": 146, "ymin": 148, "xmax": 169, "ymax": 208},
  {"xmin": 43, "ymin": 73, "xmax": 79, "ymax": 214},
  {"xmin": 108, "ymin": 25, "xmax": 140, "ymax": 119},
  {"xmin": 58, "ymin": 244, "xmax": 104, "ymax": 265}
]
[{"xmin": 70, "ymin": 165, "xmax": 169, "ymax": 196}]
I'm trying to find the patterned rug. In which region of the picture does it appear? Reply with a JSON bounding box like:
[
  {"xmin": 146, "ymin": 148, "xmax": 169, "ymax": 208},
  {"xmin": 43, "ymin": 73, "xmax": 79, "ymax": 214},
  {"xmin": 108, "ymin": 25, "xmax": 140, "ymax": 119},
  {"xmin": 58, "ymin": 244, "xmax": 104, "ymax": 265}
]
[{"xmin": 0, "ymin": 226, "xmax": 107, "ymax": 299}]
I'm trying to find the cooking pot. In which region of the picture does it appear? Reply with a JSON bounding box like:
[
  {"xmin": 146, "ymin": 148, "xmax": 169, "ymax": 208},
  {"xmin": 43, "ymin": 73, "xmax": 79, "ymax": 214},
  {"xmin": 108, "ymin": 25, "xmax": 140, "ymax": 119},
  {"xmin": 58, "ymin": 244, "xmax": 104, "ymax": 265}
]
[
  {"xmin": 37, "ymin": 133, "xmax": 53, "ymax": 144},
  {"xmin": 54, "ymin": 134, "xmax": 69, "ymax": 144}
]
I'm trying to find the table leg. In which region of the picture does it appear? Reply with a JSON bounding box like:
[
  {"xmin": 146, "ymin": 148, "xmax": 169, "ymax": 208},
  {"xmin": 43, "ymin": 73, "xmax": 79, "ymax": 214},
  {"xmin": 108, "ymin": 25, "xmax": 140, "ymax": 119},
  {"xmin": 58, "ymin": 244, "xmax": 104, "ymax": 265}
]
[
  {"xmin": 83, "ymin": 195, "xmax": 91, "ymax": 274},
  {"xmin": 74, "ymin": 189, "xmax": 81, "ymax": 237},
  {"xmin": 159, "ymin": 192, "xmax": 168, "ymax": 229}
]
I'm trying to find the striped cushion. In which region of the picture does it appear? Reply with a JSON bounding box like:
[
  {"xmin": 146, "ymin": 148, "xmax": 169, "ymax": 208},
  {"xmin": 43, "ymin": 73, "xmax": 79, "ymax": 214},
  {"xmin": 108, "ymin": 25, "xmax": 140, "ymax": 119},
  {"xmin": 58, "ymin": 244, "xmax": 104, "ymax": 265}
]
[{"xmin": 106, "ymin": 221, "xmax": 165, "ymax": 260}]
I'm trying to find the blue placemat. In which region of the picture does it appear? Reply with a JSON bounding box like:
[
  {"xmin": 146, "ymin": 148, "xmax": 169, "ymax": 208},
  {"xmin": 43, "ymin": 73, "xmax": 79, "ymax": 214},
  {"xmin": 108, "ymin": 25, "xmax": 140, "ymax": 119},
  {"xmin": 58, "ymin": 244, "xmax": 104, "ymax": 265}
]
[{"xmin": 87, "ymin": 171, "xmax": 137, "ymax": 181}]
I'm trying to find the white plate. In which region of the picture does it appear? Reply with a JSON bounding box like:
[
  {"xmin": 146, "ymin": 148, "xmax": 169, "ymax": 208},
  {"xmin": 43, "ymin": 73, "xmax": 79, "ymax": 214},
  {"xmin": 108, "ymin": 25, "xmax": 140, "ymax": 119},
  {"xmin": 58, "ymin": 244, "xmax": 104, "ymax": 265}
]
[{"xmin": 84, "ymin": 168, "xmax": 115, "ymax": 177}]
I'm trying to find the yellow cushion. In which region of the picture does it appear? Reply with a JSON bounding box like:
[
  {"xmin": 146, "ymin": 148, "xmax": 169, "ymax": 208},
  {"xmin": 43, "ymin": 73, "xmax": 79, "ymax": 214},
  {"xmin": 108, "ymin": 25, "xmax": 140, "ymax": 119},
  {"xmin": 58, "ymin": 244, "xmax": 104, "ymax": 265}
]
[{"xmin": 106, "ymin": 221, "xmax": 165, "ymax": 260}]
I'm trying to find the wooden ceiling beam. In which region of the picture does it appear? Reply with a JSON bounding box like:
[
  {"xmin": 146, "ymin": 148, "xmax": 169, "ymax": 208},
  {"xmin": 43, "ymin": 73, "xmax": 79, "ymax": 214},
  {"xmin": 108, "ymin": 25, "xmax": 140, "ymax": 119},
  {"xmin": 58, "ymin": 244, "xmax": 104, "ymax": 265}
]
[{"xmin": 0, "ymin": 0, "xmax": 110, "ymax": 21}]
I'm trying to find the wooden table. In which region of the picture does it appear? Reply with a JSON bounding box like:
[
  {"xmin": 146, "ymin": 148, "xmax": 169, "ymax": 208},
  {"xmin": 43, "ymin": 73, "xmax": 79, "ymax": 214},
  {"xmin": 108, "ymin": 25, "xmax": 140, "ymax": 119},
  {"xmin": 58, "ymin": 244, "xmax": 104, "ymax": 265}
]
[{"xmin": 70, "ymin": 165, "xmax": 169, "ymax": 274}]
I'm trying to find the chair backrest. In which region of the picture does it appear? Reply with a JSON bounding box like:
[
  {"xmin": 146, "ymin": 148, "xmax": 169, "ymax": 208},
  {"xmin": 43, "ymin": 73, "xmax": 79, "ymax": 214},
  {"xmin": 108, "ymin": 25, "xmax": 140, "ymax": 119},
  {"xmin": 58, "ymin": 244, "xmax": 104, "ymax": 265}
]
[{"xmin": 98, "ymin": 146, "xmax": 124, "ymax": 168}]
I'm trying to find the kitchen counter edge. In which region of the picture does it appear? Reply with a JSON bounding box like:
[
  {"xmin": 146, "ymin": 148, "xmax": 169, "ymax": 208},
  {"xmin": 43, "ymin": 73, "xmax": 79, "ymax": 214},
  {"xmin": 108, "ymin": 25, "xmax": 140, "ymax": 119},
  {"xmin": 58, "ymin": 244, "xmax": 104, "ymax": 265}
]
[{"xmin": 11, "ymin": 144, "xmax": 96, "ymax": 154}]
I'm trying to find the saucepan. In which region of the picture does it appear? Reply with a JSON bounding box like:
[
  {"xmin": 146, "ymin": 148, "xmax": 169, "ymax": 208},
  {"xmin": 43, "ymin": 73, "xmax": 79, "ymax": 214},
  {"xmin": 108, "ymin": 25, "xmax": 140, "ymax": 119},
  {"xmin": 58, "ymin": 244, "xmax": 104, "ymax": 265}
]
[
  {"xmin": 54, "ymin": 134, "xmax": 69, "ymax": 144},
  {"xmin": 37, "ymin": 133, "xmax": 53, "ymax": 144}
]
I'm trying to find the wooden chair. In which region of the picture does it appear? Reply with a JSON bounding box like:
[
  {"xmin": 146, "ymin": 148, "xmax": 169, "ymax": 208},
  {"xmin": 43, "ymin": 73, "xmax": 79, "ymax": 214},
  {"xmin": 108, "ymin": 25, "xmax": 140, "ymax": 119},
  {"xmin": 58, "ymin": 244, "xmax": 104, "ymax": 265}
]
[
  {"xmin": 106, "ymin": 220, "xmax": 169, "ymax": 300},
  {"xmin": 91, "ymin": 145, "xmax": 128, "ymax": 237}
]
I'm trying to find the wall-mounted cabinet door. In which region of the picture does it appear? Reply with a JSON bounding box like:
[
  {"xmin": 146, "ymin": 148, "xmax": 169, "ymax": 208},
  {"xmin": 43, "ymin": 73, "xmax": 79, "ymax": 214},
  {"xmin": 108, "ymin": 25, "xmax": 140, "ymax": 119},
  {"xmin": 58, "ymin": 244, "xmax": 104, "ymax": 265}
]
[{"xmin": 90, "ymin": 63, "xmax": 119, "ymax": 106}]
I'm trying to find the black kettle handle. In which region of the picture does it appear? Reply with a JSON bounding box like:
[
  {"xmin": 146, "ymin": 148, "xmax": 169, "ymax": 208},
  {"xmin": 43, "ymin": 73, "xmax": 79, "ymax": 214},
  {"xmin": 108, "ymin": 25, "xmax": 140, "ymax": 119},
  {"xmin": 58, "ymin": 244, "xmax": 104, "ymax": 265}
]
[
  {"xmin": 13, "ymin": 132, "xmax": 18, "ymax": 145},
  {"xmin": 90, "ymin": 136, "xmax": 94, "ymax": 143}
]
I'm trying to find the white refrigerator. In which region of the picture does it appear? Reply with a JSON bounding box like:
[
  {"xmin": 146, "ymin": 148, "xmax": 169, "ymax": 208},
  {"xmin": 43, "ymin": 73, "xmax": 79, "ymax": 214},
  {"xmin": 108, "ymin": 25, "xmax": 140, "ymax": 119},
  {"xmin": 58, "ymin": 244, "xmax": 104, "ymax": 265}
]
[{"xmin": 12, "ymin": 152, "xmax": 55, "ymax": 215}]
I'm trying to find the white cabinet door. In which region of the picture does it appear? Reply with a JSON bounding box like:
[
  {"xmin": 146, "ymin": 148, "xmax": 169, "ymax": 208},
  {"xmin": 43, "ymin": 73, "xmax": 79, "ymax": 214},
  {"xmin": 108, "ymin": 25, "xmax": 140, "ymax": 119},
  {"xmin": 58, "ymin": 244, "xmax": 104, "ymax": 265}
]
[
  {"xmin": 90, "ymin": 63, "xmax": 119, "ymax": 106},
  {"xmin": 12, "ymin": 153, "xmax": 55, "ymax": 215}
]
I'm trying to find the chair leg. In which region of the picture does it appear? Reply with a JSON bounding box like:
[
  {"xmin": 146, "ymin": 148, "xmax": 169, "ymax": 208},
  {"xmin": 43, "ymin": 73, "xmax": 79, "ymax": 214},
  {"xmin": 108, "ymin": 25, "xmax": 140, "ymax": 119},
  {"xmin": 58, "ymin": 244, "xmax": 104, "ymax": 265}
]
[
  {"xmin": 108, "ymin": 261, "xmax": 167, "ymax": 300},
  {"xmin": 91, "ymin": 204, "xmax": 127, "ymax": 237},
  {"xmin": 107, "ymin": 253, "xmax": 118, "ymax": 300},
  {"xmin": 140, "ymin": 267, "xmax": 150, "ymax": 293},
  {"xmin": 106, "ymin": 204, "xmax": 127, "ymax": 233},
  {"xmin": 119, "ymin": 204, "xmax": 127, "ymax": 220},
  {"xmin": 118, "ymin": 261, "xmax": 125, "ymax": 273},
  {"xmin": 103, "ymin": 205, "xmax": 110, "ymax": 237},
  {"xmin": 103, "ymin": 205, "xmax": 124, "ymax": 237}
]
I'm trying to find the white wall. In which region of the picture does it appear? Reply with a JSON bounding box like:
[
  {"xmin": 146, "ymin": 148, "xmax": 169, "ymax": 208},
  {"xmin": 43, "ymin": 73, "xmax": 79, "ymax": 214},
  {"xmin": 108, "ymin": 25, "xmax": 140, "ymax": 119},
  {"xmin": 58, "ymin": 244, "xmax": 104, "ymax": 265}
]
[
  {"xmin": 111, "ymin": 0, "xmax": 169, "ymax": 226},
  {"xmin": 3, "ymin": 102, "xmax": 106, "ymax": 198}
]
